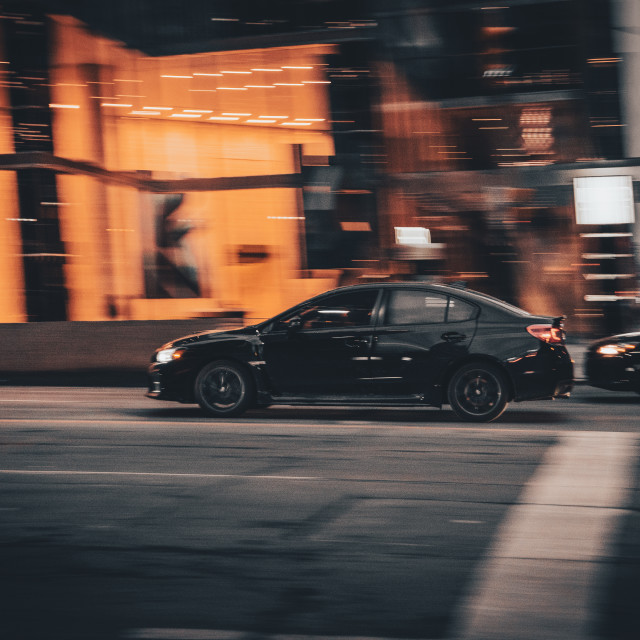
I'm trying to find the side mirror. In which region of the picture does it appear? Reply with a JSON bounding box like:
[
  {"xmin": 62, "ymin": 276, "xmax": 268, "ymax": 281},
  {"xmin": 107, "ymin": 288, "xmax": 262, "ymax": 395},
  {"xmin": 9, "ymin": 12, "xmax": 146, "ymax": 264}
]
[{"xmin": 287, "ymin": 316, "xmax": 303, "ymax": 334}]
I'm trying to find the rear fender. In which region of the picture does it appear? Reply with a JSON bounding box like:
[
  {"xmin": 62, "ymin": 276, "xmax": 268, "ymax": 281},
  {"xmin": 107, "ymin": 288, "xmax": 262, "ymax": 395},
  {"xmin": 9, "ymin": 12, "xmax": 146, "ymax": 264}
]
[{"xmin": 438, "ymin": 356, "xmax": 515, "ymax": 405}]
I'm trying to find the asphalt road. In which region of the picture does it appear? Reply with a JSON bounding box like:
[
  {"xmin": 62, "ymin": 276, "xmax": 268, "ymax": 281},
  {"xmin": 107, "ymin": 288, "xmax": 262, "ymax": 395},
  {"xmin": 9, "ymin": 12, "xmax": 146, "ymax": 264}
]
[{"xmin": 0, "ymin": 385, "xmax": 639, "ymax": 640}]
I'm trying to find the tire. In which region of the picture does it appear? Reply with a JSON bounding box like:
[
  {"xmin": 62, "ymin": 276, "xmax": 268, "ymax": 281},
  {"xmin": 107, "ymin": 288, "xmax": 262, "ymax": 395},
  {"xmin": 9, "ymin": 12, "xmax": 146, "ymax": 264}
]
[
  {"xmin": 447, "ymin": 362, "xmax": 509, "ymax": 423},
  {"xmin": 194, "ymin": 360, "xmax": 255, "ymax": 417}
]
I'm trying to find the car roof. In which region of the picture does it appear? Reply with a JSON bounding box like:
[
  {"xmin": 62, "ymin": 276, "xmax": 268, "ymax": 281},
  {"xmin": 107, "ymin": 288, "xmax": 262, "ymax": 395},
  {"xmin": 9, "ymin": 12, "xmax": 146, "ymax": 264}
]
[{"xmin": 307, "ymin": 282, "xmax": 534, "ymax": 317}]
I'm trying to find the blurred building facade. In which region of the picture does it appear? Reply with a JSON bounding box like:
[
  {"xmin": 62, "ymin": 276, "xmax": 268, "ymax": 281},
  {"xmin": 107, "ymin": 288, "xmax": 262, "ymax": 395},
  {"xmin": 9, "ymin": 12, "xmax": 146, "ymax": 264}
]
[{"xmin": 0, "ymin": 0, "xmax": 638, "ymax": 335}]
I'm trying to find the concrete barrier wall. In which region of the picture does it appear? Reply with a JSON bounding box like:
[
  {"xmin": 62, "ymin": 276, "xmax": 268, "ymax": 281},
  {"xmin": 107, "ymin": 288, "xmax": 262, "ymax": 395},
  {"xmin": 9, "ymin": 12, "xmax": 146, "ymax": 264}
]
[{"xmin": 0, "ymin": 318, "xmax": 243, "ymax": 375}]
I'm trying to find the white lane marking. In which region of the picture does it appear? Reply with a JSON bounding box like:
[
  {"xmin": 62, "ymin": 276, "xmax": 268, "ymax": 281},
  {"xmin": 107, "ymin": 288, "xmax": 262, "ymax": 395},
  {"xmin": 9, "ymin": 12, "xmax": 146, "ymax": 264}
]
[
  {"xmin": 0, "ymin": 418, "xmax": 580, "ymax": 434},
  {"xmin": 124, "ymin": 628, "xmax": 247, "ymax": 640},
  {"xmin": 0, "ymin": 399, "xmax": 122, "ymax": 403},
  {"xmin": 124, "ymin": 630, "xmax": 435, "ymax": 640},
  {"xmin": 124, "ymin": 630, "xmax": 245, "ymax": 639},
  {"xmin": 453, "ymin": 431, "xmax": 638, "ymax": 640},
  {"xmin": 0, "ymin": 470, "xmax": 321, "ymax": 480}
]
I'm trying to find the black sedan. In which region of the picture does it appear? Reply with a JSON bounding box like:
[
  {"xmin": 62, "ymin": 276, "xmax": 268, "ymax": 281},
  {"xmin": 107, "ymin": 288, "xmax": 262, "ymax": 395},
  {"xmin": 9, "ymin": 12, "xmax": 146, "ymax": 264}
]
[
  {"xmin": 585, "ymin": 331, "xmax": 640, "ymax": 394},
  {"xmin": 147, "ymin": 282, "xmax": 573, "ymax": 422}
]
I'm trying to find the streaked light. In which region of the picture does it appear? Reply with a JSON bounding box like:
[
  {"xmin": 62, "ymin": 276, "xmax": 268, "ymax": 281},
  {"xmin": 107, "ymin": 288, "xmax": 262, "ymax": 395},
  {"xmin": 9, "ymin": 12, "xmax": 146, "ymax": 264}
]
[
  {"xmin": 161, "ymin": 75, "xmax": 192, "ymax": 79},
  {"xmin": 274, "ymin": 83, "xmax": 304, "ymax": 86},
  {"xmin": 583, "ymin": 273, "xmax": 634, "ymax": 280},
  {"xmin": 184, "ymin": 109, "xmax": 213, "ymax": 113},
  {"xmin": 281, "ymin": 122, "xmax": 311, "ymax": 126},
  {"xmin": 223, "ymin": 112, "xmax": 251, "ymax": 116},
  {"xmin": 582, "ymin": 253, "xmax": 633, "ymax": 259},
  {"xmin": 580, "ymin": 232, "xmax": 633, "ymax": 238},
  {"xmin": 244, "ymin": 85, "xmax": 275, "ymax": 89},
  {"xmin": 259, "ymin": 115, "xmax": 287, "ymax": 119},
  {"xmin": 251, "ymin": 68, "xmax": 283, "ymax": 72},
  {"xmin": 221, "ymin": 70, "xmax": 252, "ymax": 74},
  {"xmin": 282, "ymin": 66, "xmax": 313, "ymax": 69},
  {"xmin": 170, "ymin": 113, "xmax": 202, "ymax": 118},
  {"xmin": 246, "ymin": 119, "xmax": 277, "ymax": 123},
  {"xmin": 587, "ymin": 57, "xmax": 621, "ymax": 64},
  {"xmin": 101, "ymin": 103, "xmax": 133, "ymax": 108},
  {"xmin": 193, "ymin": 73, "xmax": 223, "ymax": 77},
  {"xmin": 143, "ymin": 106, "xmax": 173, "ymax": 111},
  {"xmin": 295, "ymin": 118, "xmax": 325, "ymax": 122},
  {"xmin": 49, "ymin": 103, "xmax": 79, "ymax": 109},
  {"xmin": 209, "ymin": 116, "xmax": 240, "ymax": 121},
  {"xmin": 217, "ymin": 87, "xmax": 247, "ymax": 91},
  {"xmin": 130, "ymin": 110, "xmax": 160, "ymax": 115}
]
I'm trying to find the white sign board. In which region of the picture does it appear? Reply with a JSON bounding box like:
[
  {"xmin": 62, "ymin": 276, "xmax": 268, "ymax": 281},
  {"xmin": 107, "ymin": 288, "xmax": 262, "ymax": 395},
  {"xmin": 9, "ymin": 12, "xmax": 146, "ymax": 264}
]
[
  {"xmin": 573, "ymin": 175, "xmax": 635, "ymax": 225},
  {"xmin": 395, "ymin": 227, "xmax": 431, "ymax": 246}
]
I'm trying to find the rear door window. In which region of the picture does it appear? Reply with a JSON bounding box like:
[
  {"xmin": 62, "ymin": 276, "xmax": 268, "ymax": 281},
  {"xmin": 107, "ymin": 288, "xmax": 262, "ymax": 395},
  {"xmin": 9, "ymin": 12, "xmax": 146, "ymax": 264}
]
[
  {"xmin": 386, "ymin": 290, "xmax": 448, "ymax": 325},
  {"xmin": 447, "ymin": 296, "xmax": 477, "ymax": 322},
  {"xmin": 386, "ymin": 290, "xmax": 477, "ymax": 325}
]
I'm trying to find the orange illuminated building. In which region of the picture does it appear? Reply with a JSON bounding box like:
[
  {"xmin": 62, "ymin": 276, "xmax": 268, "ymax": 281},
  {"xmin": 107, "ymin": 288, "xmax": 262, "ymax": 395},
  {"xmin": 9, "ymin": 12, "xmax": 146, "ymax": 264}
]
[{"xmin": 0, "ymin": 15, "xmax": 338, "ymax": 323}]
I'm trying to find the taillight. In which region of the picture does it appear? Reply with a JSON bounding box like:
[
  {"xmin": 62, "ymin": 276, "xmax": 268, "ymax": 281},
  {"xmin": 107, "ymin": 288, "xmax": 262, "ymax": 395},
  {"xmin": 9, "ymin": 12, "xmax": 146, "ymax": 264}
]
[{"xmin": 527, "ymin": 324, "xmax": 564, "ymax": 344}]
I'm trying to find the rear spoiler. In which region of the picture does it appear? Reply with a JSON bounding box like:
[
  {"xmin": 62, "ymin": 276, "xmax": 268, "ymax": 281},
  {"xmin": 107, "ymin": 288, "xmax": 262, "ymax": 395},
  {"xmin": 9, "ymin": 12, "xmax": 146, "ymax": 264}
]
[{"xmin": 553, "ymin": 316, "xmax": 567, "ymax": 343}]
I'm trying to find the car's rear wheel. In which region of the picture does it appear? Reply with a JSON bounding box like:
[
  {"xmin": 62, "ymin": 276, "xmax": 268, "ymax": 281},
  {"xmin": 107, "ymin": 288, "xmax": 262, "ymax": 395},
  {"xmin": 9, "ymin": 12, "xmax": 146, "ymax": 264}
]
[
  {"xmin": 195, "ymin": 360, "xmax": 254, "ymax": 417},
  {"xmin": 447, "ymin": 362, "xmax": 509, "ymax": 422}
]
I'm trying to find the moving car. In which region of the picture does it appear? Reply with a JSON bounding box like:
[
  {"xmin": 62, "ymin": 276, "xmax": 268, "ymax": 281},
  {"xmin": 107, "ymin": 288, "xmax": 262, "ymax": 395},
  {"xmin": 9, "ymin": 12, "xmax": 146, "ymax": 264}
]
[
  {"xmin": 585, "ymin": 330, "xmax": 640, "ymax": 394},
  {"xmin": 147, "ymin": 283, "xmax": 573, "ymax": 422}
]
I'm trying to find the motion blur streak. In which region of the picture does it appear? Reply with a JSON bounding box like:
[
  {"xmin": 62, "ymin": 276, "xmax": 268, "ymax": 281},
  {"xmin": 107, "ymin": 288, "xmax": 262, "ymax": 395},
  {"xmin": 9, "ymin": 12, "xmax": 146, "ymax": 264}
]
[{"xmin": 453, "ymin": 432, "xmax": 638, "ymax": 640}]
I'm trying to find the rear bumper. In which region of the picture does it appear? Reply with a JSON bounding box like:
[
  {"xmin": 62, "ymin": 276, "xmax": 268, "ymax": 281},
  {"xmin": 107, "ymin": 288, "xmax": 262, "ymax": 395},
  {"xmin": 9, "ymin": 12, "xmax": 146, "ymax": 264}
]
[{"xmin": 509, "ymin": 344, "xmax": 574, "ymax": 401}]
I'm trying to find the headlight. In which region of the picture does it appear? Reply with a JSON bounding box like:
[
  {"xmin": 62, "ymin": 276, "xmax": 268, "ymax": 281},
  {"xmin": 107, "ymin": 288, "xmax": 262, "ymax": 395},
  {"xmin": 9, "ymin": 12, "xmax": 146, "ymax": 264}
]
[
  {"xmin": 156, "ymin": 347, "xmax": 185, "ymax": 363},
  {"xmin": 596, "ymin": 343, "xmax": 636, "ymax": 356}
]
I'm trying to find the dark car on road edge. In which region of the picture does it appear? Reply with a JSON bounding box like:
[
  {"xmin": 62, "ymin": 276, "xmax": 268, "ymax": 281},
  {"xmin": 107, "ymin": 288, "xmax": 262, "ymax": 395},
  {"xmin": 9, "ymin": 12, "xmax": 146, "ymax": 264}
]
[
  {"xmin": 147, "ymin": 282, "xmax": 574, "ymax": 422},
  {"xmin": 585, "ymin": 330, "xmax": 640, "ymax": 394}
]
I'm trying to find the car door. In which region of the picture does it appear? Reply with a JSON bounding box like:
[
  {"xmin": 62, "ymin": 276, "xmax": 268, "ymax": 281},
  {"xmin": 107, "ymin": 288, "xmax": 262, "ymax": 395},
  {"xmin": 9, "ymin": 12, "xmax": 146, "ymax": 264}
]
[
  {"xmin": 260, "ymin": 288, "xmax": 381, "ymax": 395},
  {"xmin": 367, "ymin": 288, "xmax": 478, "ymax": 399}
]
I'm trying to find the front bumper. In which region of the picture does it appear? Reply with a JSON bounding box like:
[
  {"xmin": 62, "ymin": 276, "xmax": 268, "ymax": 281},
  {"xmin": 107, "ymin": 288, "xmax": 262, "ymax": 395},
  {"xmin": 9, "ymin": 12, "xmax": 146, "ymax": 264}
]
[
  {"xmin": 585, "ymin": 352, "xmax": 640, "ymax": 391},
  {"xmin": 146, "ymin": 361, "xmax": 197, "ymax": 403}
]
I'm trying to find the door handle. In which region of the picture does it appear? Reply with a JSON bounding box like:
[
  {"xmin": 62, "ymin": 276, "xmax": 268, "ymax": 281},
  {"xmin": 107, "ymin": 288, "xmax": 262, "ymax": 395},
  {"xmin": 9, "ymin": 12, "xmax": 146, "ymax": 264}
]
[
  {"xmin": 442, "ymin": 331, "xmax": 466, "ymax": 342},
  {"xmin": 344, "ymin": 337, "xmax": 370, "ymax": 348}
]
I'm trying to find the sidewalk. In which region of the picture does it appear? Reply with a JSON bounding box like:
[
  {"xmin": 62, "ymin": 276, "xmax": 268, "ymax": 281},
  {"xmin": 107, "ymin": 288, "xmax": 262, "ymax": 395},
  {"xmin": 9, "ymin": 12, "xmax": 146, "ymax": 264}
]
[{"xmin": 0, "ymin": 316, "xmax": 242, "ymax": 387}]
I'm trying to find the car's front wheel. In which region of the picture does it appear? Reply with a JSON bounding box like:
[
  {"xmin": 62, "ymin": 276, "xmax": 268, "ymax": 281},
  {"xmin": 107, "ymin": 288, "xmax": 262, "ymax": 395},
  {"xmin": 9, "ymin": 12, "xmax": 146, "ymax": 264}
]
[
  {"xmin": 447, "ymin": 362, "xmax": 509, "ymax": 422},
  {"xmin": 195, "ymin": 360, "xmax": 255, "ymax": 417}
]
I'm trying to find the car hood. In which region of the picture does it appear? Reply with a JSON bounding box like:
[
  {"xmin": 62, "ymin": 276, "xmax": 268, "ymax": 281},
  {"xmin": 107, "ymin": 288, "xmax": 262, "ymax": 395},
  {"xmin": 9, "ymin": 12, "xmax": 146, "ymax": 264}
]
[
  {"xmin": 589, "ymin": 331, "xmax": 640, "ymax": 347},
  {"xmin": 161, "ymin": 325, "xmax": 258, "ymax": 349}
]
